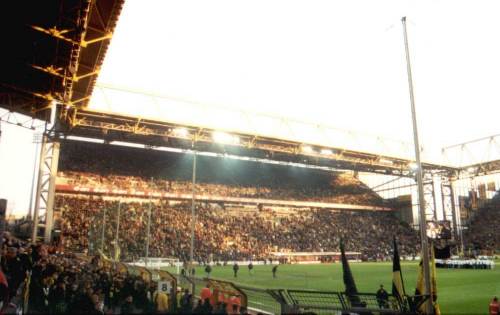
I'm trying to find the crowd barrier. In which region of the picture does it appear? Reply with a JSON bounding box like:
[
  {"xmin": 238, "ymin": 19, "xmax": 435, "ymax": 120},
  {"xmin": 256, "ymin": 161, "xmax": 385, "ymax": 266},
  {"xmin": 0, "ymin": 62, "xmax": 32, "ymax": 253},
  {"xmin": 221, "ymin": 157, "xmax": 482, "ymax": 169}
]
[
  {"xmin": 14, "ymin": 271, "xmax": 31, "ymax": 314},
  {"xmin": 173, "ymin": 274, "xmax": 415, "ymax": 314},
  {"xmin": 99, "ymin": 254, "xmax": 181, "ymax": 312}
]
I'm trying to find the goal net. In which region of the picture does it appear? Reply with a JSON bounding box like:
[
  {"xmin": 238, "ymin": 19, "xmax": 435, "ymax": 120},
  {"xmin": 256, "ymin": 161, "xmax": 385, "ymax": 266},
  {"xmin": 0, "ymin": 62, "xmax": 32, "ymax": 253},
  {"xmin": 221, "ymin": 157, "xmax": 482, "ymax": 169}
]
[{"xmin": 130, "ymin": 257, "xmax": 181, "ymax": 274}]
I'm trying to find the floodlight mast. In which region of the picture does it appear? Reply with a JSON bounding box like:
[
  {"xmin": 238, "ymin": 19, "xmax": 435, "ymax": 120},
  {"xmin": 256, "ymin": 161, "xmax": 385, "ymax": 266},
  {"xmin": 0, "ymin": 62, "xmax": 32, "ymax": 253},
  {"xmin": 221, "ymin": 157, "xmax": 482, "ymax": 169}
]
[
  {"xmin": 189, "ymin": 147, "xmax": 197, "ymax": 271},
  {"xmin": 402, "ymin": 16, "xmax": 433, "ymax": 314},
  {"xmin": 145, "ymin": 178, "xmax": 153, "ymax": 268}
]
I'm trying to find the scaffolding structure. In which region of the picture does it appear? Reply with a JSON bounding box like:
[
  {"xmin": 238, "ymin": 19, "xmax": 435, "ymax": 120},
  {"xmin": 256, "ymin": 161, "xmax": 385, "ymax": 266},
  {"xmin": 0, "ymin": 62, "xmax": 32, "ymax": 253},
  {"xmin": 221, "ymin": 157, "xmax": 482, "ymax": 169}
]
[{"xmin": 31, "ymin": 134, "xmax": 60, "ymax": 243}]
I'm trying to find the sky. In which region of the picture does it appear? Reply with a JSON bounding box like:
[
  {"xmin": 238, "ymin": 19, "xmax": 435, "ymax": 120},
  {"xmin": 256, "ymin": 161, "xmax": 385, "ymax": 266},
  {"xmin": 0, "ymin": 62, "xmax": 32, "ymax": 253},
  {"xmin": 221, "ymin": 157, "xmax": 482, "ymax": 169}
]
[
  {"xmin": 89, "ymin": 0, "xmax": 500, "ymax": 162},
  {"xmin": 2, "ymin": 0, "xmax": 500, "ymax": 216},
  {"xmin": 0, "ymin": 120, "xmax": 40, "ymax": 218}
]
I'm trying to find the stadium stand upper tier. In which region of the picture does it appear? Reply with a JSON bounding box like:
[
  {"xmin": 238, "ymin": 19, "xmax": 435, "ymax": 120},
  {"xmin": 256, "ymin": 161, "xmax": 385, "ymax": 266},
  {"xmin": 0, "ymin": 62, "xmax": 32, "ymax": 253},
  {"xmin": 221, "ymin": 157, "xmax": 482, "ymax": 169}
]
[
  {"xmin": 463, "ymin": 195, "xmax": 500, "ymax": 252},
  {"xmin": 57, "ymin": 140, "xmax": 385, "ymax": 206}
]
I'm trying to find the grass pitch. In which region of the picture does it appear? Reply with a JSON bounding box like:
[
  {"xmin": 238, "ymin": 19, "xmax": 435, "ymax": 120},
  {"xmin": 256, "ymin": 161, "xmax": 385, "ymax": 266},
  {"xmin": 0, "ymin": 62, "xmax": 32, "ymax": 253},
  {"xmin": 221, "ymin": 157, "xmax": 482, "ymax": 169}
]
[{"xmin": 179, "ymin": 261, "xmax": 499, "ymax": 315}]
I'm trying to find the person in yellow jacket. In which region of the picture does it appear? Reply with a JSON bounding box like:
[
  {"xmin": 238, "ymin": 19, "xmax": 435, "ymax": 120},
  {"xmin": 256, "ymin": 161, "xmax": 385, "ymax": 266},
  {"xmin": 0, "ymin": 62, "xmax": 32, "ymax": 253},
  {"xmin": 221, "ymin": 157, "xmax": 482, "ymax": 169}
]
[{"xmin": 153, "ymin": 289, "xmax": 170, "ymax": 314}]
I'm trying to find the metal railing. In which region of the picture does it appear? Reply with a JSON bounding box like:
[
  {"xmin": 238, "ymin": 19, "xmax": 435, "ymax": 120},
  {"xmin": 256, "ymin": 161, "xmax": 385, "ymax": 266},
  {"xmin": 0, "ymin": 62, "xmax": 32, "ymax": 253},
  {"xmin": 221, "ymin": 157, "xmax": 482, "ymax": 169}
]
[
  {"xmin": 268, "ymin": 289, "xmax": 423, "ymax": 315},
  {"xmin": 238, "ymin": 284, "xmax": 281, "ymax": 315},
  {"xmin": 87, "ymin": 254, "xmax": 428, "ymax": 315}
]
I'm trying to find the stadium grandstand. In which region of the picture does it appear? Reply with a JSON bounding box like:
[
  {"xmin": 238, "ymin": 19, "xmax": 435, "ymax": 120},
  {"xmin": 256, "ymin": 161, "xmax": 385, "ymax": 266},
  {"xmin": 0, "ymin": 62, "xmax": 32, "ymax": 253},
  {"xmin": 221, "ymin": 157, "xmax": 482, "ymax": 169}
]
[{"xmin": 1, "ymin": 1, "xmax": 500, "ymax": 315}]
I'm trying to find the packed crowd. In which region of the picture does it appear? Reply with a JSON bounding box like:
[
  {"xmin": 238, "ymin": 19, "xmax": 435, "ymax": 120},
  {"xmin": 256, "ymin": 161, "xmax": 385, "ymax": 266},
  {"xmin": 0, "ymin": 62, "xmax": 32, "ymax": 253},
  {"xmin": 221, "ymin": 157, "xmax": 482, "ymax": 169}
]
[
  {"xmin": 0, "ymin": 234, "xmax": 224, "ymax": 315},
  {"xmin": 58, "ymin": 171, "xmax": 382, "ymax": 205},
  {"xmin": 56, "ymin": 195, "xmax": 420, "ymax": 263},
  {"xmin": 55, "ymin": 140, "xmax": 419, "ymax": 264},
  {"xmin": 58, "ymin": 140, "xmax": 384, "ymax": 206},
  {"xmin": 464, "ymin": 200, "xmax": 500, "ymax": 252}
]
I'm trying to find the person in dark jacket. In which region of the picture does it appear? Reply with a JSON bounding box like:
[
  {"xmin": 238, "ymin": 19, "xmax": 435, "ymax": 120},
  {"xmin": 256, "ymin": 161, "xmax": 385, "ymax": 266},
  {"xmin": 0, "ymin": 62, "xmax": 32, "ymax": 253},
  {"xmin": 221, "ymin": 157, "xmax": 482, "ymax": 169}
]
[
  {"xmin": 272, "ymin": 265, "xmax": 278, "ymax": 278},
  {"xmin": 233, "ymin": 263, "xmax": 239, "ymax": 278},
  {"xmin": 193, "ymin": 299, "xmax": 204, "ymax": 314},
  {"xmin": 50, "ymin": 280, "xmax": 68, "ymax": 314},
  {"xmin": 180, "ymin": 289, "xmax": 193, "ymax": 314},
  {"xmin": 376, "ymin": 284, "xmax": 389, "ymax": 309},
  {"xmin": 2, "ymin": 247, "xmax": 25, "ymax": 299}
]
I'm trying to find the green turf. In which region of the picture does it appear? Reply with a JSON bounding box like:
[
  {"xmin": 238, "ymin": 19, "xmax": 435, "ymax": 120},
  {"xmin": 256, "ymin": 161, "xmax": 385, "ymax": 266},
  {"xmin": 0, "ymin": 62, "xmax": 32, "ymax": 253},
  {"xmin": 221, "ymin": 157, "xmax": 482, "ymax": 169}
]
[{"xmin": 173, "ymin": 261, "xmax": 499, "ymax": 314}]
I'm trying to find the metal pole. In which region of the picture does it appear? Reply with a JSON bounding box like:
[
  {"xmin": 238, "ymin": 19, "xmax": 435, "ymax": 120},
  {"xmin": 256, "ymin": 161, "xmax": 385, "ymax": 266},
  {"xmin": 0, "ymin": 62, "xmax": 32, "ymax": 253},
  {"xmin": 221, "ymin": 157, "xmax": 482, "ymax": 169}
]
[
  {"xmin": 101, "ymin": 207, "xmax": 107, "ymax": 251},
  {"xmin": 189, "ymin": 152, "xmax": 197, "ymax": 267},
  {"xmin": 401, "ymin": 16, "xmax": 433, "ymax": 314},
  {"xmin": 448, "ymin": 182, "xmax": 463, "ymax": 253},
  {"xmin": 28, "ymin": 140, "xmax": 40, "ymax": 219},
  {"xmin": 115, "ymin": 202, "xmax": 121, "ymax": 262},
  {"xmin": 431, "ymin": 178, "xmax": 438, "ymax": 220},
  {"xmin": 145, "ymin": 178, "xmax": 153, "ymax": 268},
  {"xmin": 31, "ymin": 136, "xmax": 48, "ymax": 242},
  {"xmin": 440, "ymin": 182, "xmax": 447, "ymax": 222},
  {"xmin": 44, "ymin": 141, "xmax": 60, "ymax": 244}
]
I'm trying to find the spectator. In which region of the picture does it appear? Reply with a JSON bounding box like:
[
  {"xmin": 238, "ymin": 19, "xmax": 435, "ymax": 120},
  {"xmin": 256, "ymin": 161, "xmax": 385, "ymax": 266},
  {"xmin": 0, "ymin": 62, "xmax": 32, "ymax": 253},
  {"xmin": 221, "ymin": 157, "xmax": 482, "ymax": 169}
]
[
  {"xmin": 2, "ymin": 247, "xmax": 25, "ymax": 299},
  {"xmin": 120, "ymin": 295, "xmax": 139, "ymax": 314},
  {"xmin": 152, "ymin": 287, "xmax": 169, "ymax": 314},
  {"xmin": 200, "ymin": 284, "xmax": 212, "ymax": 303},
  {"xmin": 490, "ymin": 297, "xmax": 499, "ymax": 315},
  {"xmin": 202, "ymin": 298, "xmax": 213, "ymax": 314},
  {"xmin": 193, "ymin": 299, "xmax": 204, "ymax": 314},
  {"xmin": 51, "ymin": 280, "xmax": 68, "ymax": 314},
  {"xmin": 180, "ymin": 289, "xmax": 193, "ymax": 314},
  {"xmin": 376, "ymin": 284, "xmax": 389, "ymax": 309},
  {"xmin": 0, "ymin": 269, "xmax": 8, "ymax": 312},
  {"xmin": 228, "ymin": 294, "xmax": 241, "ymax": 315}
]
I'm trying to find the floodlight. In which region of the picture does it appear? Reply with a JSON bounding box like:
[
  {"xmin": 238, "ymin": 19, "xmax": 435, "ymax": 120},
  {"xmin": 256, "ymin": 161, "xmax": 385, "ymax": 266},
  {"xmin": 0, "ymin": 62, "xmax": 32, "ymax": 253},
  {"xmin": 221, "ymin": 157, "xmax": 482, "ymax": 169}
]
[
  {"xmin": 110, "ymin": 141, "xmax": 144, "ymax": 148},
  {"xmin": 301, "ymin": 145, "xmax": 314, "ymax": 154},
  {"xmin": 379, "ymin": 158, "xmax": 393, "ymax": 165},
  {"xmin": 66, "ymin": 136, "xmax": 105, "ymax": 144},
  {"xmin": 409, "ymin": 162, "xmax": 418, "ymax": 170},
  {"xmin": 173, "ymin": 127, "xmax": 189, "ymax": 137},
  {"xmin": 212, "ymin": 131, "xmax": 239, "ymax": 145},
  {"xmin": 320, "ymin": 149, "xmax": 333, "ymax": 155}
]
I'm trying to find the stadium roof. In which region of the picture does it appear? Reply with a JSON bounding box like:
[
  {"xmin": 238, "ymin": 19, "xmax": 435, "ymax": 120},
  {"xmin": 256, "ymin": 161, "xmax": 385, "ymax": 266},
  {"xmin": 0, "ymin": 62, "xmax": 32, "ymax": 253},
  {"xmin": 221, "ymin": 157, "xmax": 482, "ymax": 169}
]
[
  {"xmin": 0, "ymin": 0, "xmax": 124, "ymax": 120},
  {"xmin": 83, "ymin": 0, "xmax": 500, "ymax": 165},
  {"xmin": 1, "ymin": 0, "xmax": 499, "ymax": 174}
]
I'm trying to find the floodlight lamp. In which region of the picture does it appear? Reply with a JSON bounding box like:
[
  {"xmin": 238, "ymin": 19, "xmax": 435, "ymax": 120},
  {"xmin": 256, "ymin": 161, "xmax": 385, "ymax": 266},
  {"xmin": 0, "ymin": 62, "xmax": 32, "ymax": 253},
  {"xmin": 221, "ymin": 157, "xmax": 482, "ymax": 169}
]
[
  {"xmin": 379, "ymin": 158, "xmax": 393, "ymax": 165},
  {"xmin": 409, "ymin": 162, "xmax": 418, "ymax": 170},
  {"xmin": 212, "ymin": 131, "xmax": 239, "ymax": 145},
  {"xmin": 320, "ymin": 149, "xmax": 333, "ymax": 155},
  {"xmin": 467, "ymin": 167, "xmax": 475, "ymax": 173},
  {"xmin": 173, "ymin": 127, "xmax": 189, "ymax": 137},
  {"xmin": 301, "ymin": 145, "xmax": 314, "ymax": 154}
]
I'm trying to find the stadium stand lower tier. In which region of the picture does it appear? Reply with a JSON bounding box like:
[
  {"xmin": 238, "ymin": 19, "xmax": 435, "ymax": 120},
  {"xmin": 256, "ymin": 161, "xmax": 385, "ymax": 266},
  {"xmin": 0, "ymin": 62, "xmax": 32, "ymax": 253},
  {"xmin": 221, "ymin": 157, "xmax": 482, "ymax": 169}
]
[{"xmin": 55, "ymin": 195, "xmax": 420, "ymax": 263}]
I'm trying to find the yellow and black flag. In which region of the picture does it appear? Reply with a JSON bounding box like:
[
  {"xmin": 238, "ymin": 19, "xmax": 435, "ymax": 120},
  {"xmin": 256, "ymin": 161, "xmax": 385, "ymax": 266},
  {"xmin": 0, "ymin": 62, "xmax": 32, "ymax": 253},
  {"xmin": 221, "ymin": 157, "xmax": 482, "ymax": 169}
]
[
  {"xmin": 430, "ymin": 246, "xmax": 441, "ymax": 315},
  {"xmin": 414, "ymin": 259, "xmax": 425, "ymax": 312},
  {"xmin": 340, "ymin": 239, "xmax": 362, "ymax": 307},
  {"xmin": 392, "ymin": 237, "xmax": 406, "ymax": 303},
  {"xmin": 413, "ymin": 247, "xmax": 441, "ymax": 315}
]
